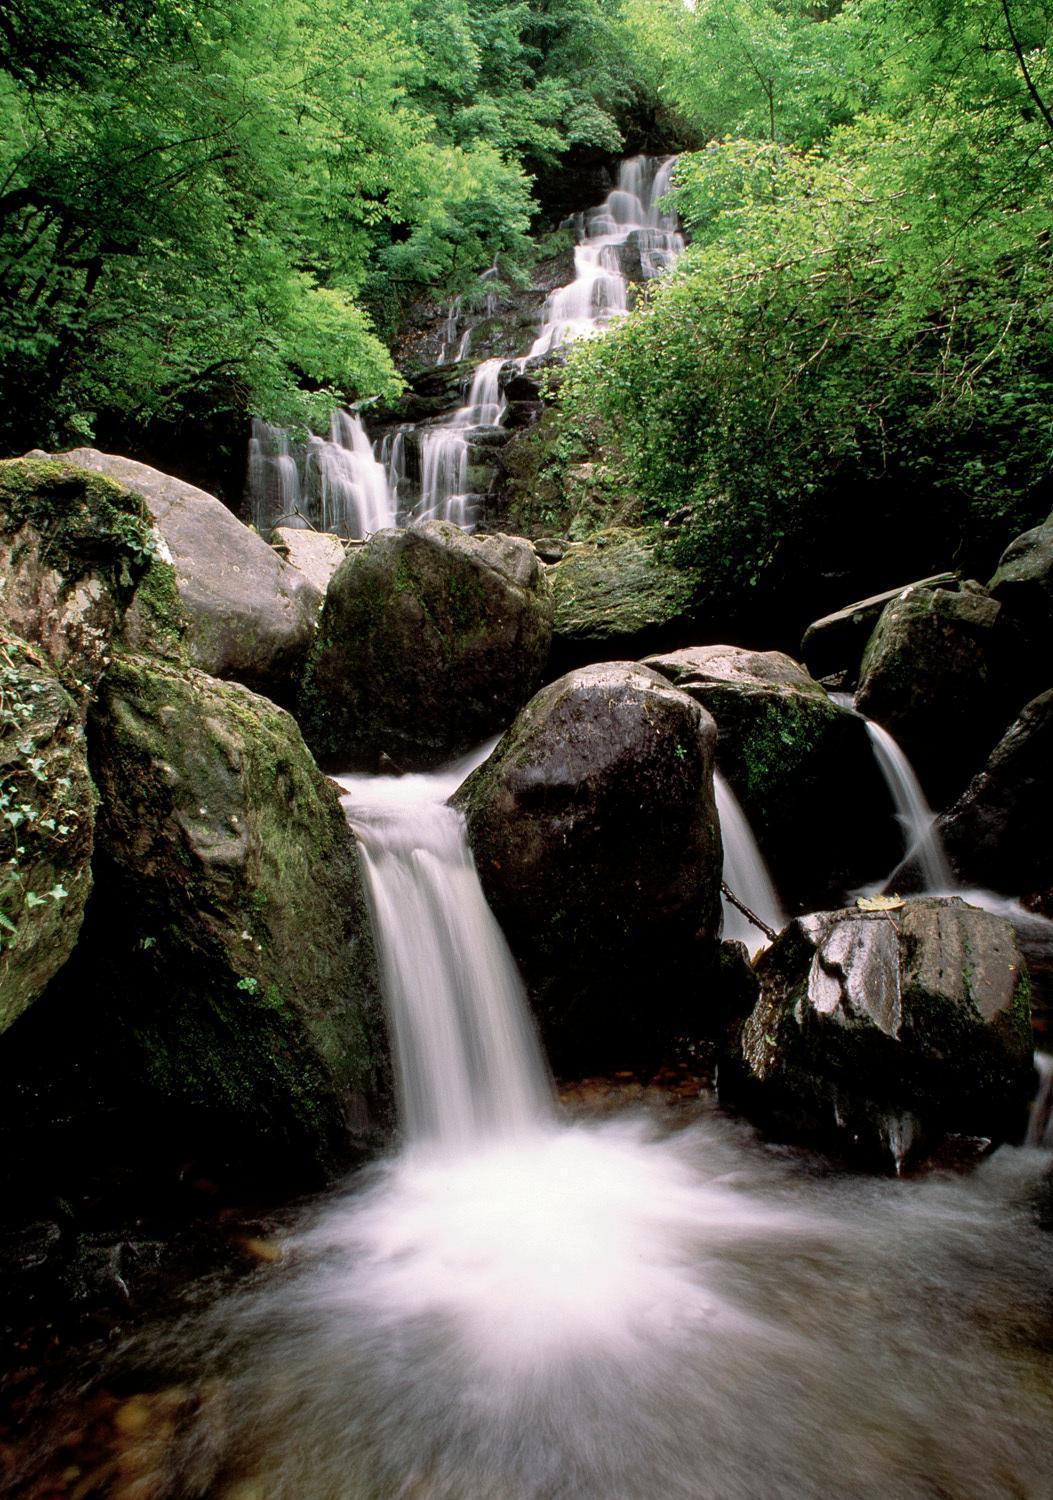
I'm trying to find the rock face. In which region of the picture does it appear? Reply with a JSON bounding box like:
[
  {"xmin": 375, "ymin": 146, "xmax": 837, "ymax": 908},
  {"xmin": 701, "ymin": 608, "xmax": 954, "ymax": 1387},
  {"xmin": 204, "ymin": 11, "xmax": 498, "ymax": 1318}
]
[
  {"xmin": 299, "ymin": 521, "xmax": 553, "ymax": 771},
  {"xmin": 643, "ymin": 646, "xmax": 897, "ymax": 909},
  {"xmin": 51, "ymin": 449, "xmax": 322, "ymax": 702},
  {"xmin": 0, "ymin": 457, "xmax": 164, "ymax": 696},
  {"xmin": 800, "ymin": 572, "xmax": 957, "ymax": 685},
  {"xmin": 30, "ymin": 654, "xmax": 389, "ymax": 1173},
  {"xmin": 274, "ymin": 526, "xmax": 349, "ymax": 595},
  {"xmin": 456, "ymin": 663, "xmax": 722, "ymax": 1069},
  {"xmin": 855, "ymin": 581, "xmax": 1004, "ymax": 807},
  {"xmin": 721, "ymin": 898, "xmax": 1033, "ymax": 1168},
  {"xmin": 0, "ymin": 631, "xmax": 95, "ymax": 1034},
  {"xmin": 988, "ymin": 509, "xmax": 1053, "ymax": 708},
  {"xmin": 940, "ymin": 689, "xmax": 1053, "ymax": 899},
  {"xmin": 549, "ymin": 529, "xmax": 697, "ymax": 672}
]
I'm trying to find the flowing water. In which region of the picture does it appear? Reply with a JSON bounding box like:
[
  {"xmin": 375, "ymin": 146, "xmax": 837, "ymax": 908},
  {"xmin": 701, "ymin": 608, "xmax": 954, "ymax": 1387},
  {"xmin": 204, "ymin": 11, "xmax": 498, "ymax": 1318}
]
[
  {"xmin": 714, "ymin": 770, "xmax": 785, "ymax": 955},
  {"xmin": 110, "ymin": 745, "xmax": 1053, "ymax": 1500},
  {"xmin": 249, "ymin": 409, "xmax": 397, "ymax": 539}
]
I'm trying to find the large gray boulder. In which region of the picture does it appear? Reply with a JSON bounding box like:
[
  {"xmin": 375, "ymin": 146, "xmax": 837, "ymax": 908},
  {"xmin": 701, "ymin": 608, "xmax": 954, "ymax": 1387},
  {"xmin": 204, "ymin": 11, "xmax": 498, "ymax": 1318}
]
[
  {"xmin": 800, "ymin": 572, "xmax": 956, "ymax": 684},
  {"xmin": 455, "ymin": 663, "xmax": 722, "ymax": 1070},
  {"xmin": 19, "ymin": 654, "xmax": 390, "ymax": 1175},
  {"xmin": 299, "ymin": 521, "xmax": 553, "ymax": 771},
  {"xmin": 855, "ymin": 581, "xmax": 1004, "ymax": 806},
  {"xmin": 643, "ymin": 646, "xmax": 898, "ymax": 909},
  {"xmin": 0, "ymin": 630, "xmax": 95, "ymax": 1034},
  {"xmin": 548, "ymin": 528, "xmax": 697, "ymax": 672},
  {"xmin": 0, "ymin": 456, "xmax": 170, "ymax": 698},
  {"xmin": 939, "ymin": 689, "xmax": 1053, "ymax": 900},
  {"xmin": 720, "ymin": 898, "xmax": 1033, "ymax": 1169},
  {"xmin": 51, "ymin": 449, "xmax": 322, "ymax": 702}
]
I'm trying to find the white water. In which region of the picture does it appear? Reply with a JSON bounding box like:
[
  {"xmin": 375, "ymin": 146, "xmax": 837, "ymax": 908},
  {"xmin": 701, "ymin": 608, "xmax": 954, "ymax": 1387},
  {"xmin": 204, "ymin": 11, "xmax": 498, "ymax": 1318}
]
[
  {"xmin": 121, "ymin": 745, "xmax": 1053, "ymax": 1499},
  {"xmin": 416, "ymin": 358, "xmax": 507, "ymax": 530},
  {"xmin": 714, "ymin": 771, "xmax": 785, "ymax": 956},
  {"xmin": 249, "ymin": 409, "xmax": 397, "ymax": 539},
  {"xmin": 530, "ymin": 155, "xmax": 684, "ymax": 357}
]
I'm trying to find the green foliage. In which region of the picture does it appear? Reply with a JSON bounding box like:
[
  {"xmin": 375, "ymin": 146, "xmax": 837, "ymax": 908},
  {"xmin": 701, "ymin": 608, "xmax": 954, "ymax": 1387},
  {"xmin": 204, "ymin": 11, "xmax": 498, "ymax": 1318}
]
[{"xmin": 557, "ymin": 0, "xmax": 1053, "ymax": 638}]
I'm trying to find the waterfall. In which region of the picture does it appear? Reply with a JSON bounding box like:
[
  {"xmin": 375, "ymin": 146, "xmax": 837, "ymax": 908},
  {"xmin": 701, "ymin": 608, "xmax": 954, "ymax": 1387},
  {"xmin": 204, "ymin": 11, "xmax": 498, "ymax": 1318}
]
[
  {"xmin": 831, "ymin": 693, "xmax": 953, "ymax": 893},
  {"xmin": 1026, "ymin": 1052, "xmax": 1053, "ymax": 1148},
  {"xmin": 335, "ymin": 748, "xmax": 551, "ymax": 1149},
  {"xmin": 416, "ymin": 357, "xmax": 507, "ymax": 529},
  {"xmin": 248, "ymin": 409, "xmax": 397, "ymax": 540},
  {"xmin": 714, "ymin": 771, "xmax": 785, "ymax": 955},
  {"xmin": 530, "ymin": 154, "xmax": 684, "ymax": 357}
]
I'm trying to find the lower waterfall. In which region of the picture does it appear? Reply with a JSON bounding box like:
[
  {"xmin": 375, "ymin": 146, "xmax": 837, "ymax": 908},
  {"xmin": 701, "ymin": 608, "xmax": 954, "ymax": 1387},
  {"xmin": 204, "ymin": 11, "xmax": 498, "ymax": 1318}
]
[{"xmin": 141, "ymin": 745, "xmax": 1053, "ymax": 1500}]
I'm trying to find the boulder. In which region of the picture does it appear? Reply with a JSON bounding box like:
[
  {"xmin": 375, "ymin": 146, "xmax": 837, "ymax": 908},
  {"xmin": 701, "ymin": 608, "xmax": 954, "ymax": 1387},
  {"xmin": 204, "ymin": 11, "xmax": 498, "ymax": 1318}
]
[
  {"xmin": 720, "ymin": 898, "xmax": 1033, "ymax": 1169},
  {"xmin": 0, "ymin": 631, "xmax": 95, "ymax": 1034},
  {"xmin": 549, "ymin": 528, "xmax": 697, "ymax": 671},
  {"xmin": 939, "ymin": 689, "xmax": 1053, "ymax": 899},
  {"xmin": 0, "ymin": 457, "xmax": 167, "ymax": 697},
  {"xmin": 643, "ymin": 646, "xmax": 898, "ymax": 910},
  {"xmin": 455, "ymin": 663, "xmax": 722, "ymax": 1070},
  {"xmin": 299, "ymin": 521, "xmax": 553, "ymax": 771},
  {"xmin": 50, "ymin": 449, "xmax": 322, "ymax": 702},
  {"xmin": 800, "ymin": 572, "xmax": 957, "ymax": 684},
  {"xmin": 274, "ymin": 527, "xmax": 349, "ymax": 596},
  {"xmin": 3, "ymin": 654, "xmax": 388, "ymax": 1177},
  {"xmin": 855, "ymin": 581, "xmax": 1004, "ymax": 807},
  {"xmin": 988, "ymin": 509, "xmax": 1053, "ymax": 706}
]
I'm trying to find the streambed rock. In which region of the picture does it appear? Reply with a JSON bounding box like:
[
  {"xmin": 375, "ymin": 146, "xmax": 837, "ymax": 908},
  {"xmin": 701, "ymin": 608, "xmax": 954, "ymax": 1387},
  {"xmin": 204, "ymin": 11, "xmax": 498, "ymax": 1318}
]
[
  {"xmin": 299, "ymin": 521, "xmax": 553, "ymax": 770},
  {"xmin": 456, "ymin": 662, "xmax": 722, "ymax": 1069},
  {"xmin": 939, "ymin": 689, "xmax": 1053, "ymax": 900},
  {"xmin": 800, "ymin": 572, "xmax": 957, "ymax": 685},
  {"xmin": 0, "ymin": 631, "xmax": 95, "ymax": 1034},
  {"xmin": 643, "ymin": 646, "xmax": 896, "ymax": 910},
  {"xmin": 988, "ymin": 508, "xmax": 1053, "ymax": 709},
  {"xmin": 3, "ymin": 654, "xmax": 388, "ymax": 1176},
  {"xmin": 721, "ymin": 898, "xmax": 1033, "ymax": 1169},
  {"xmin": 855, "ymin": 581, "xmax": 1004, "ymax": 806},
  {"xmin": 49, "ymin": 449, "xmax": 322, "ymax": 702}
]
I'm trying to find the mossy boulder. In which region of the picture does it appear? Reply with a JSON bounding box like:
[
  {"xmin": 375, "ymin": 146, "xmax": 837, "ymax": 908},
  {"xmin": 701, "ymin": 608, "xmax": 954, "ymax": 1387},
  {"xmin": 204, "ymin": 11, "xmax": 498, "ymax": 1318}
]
[
  {"xmin": 720, "ymin": 897, "xmax": 1034, "ymax": 1170},
  {"xmin": 299, "ymin": 521, "xmax": 553, "ymax": 771},
  {"xmin": 643, "ymin": 646, "xmax": 897, "ymax": 910},
  {"xmin": 939, "ymin": 689, "xmax": 1053, "ymax": 901},
  {"xmin": 549, "ymin": 528, "xmax": 697, "ymax": 671},
  {"xmin": 8, "ymin": 654, "xmax": 389, "ymax": 1177},
  {"xmin": 800, "ymin": 572, "xmax": 957, "ymax": 686},
  {"xmin": 0, "ymin": 457, "xmax": 170, "ymax": 697},
  {"xmin": 50, "ymin": 449, "xmax": 321, "ymax": 703},
  {"xmin": 455, "ymin": 662, "xmax": 722, "ymax": 1071},
  {"xmin": 988, "ymin": 508, "xmax": 1053, "ymax": 708},
  {"xmin": 856, "ymin": 582, "xmax": 1004, "ymax": 807},
  {"xmin": 0, "ymin": 631, "xmax": 95, "ymax": 1034}
]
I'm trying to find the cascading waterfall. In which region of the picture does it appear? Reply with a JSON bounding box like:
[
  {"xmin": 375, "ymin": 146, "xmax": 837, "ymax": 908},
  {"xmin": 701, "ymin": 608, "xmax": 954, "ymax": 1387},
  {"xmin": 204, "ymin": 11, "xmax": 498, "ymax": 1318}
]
[
  {"xmin": 416, "ymin": 358, "xmax": 507, "ymax": 529},
  {"xmin": 831, "ymin": 692, "xmax": 953, "ymax": 892},
  {"xmin": 147, "ymin": 744, "xmax": 1053, "ymax": 1500},
  {"xmin": 714, "ymin": 771, "xmax": 785, "ymax": 955},
  {"xmin": 249, "ymin": 408, "xmax": 397, "ymax": 539}
]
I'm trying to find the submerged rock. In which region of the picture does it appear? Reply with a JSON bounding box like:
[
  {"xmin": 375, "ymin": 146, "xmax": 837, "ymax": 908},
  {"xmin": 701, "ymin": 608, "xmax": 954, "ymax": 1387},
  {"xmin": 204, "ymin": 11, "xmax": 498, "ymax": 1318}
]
[
  {"xmin": 855, "ymin": 581, "xmax": 1004, "ymax": 807},
  {"xmin": 456, "ymin": 662, "xmax": 722, "ymax": 1070},
  {"xmin": 50, "ymin": 449, "xmax": 322, "ymax": 703},
  {"xmin": 939, "ymin": 689, "xmax": 1053, "ymax": 900},
  {"xmin": 721, "ymin": 898, "xmax": 1033, "ymax": 1169},
  {"xmin": 549, "ymin": 528, "xmax": 697, "ymax": 671},
  {"xmin": 643, "ymin": 645, "xmax": 897, "ymax": 910},
  {"xmin": 299, "ymin": 521, "xmax": 553, "ymax": 771},
  {"xmin": 7, "ymin": 654, "xmax": 388, "ymax": 1176},
  {"xmin": 0, "ymin": 631, "xmax": 95, "ymax": 1034}
]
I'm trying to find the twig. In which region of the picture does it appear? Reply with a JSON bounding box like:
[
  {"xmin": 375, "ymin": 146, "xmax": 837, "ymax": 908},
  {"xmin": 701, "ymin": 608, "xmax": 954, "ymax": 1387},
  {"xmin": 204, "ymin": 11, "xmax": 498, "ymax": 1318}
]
[{"xmin": 721, "ymin": 881, "xmax": 778, "ymax": 942}]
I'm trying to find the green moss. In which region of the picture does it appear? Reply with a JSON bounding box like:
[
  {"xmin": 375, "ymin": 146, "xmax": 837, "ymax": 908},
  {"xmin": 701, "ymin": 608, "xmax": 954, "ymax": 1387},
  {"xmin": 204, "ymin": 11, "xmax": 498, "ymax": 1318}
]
[
  {"xmin": 0, "ymin": 458, "xmax": 157, "ymax": 601},
  {"xmin": 740, "ymin": 694, "xmax": 835, "ymax": 806}
]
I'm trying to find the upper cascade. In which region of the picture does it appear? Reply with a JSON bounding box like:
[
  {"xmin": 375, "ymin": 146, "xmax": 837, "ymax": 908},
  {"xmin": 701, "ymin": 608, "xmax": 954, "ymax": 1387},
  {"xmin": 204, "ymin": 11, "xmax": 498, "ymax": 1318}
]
[{"xmin": 247, "ymin": 155, "xmax": 684, "ymax": 540}]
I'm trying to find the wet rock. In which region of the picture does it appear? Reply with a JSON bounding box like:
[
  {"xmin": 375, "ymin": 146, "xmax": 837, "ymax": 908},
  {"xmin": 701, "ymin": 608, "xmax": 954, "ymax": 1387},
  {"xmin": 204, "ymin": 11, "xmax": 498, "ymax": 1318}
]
[
  {"xmin": 643, "ymin": 645, "xmax": 897, "ymax": 910},
  {"xmin": 51, "ymin": 449, "xmax": 322, "ymax": 703},
  {"xmin": 273, "ymin": 527, "xmax": 348, "ymax": 596},
  {"xmin": 988, "ymin": 508, "xmax": 1053, "ymax": 705},
  {"xmin": 0, "ymin": 457, "xmax": 167, "ymax": 696},
  {"xmin": 549, "ymin": 528, "xmax": 697, "ymax": 672},
  {"xmin": 856, "ymin": 581, "xmax": 1004, "ymax": 806},
  {"xmin": 939, "ymin": 689, "xmax": 1053, "ymax": 899},
  {"xmin": 20, "ymin": 653, "xmax": 390, "ymax": 1176},
  {"xmin": 0, "ymin": 630, "xmax": 95, "ymax": 1034},
  {"xmin": 456, "ymin": 663, "xmax": 722, "ymax": 1070},
  {"xmin": 800, "ymin": 572, "xmax": 957, "ymax": 685},
  {"xmin": 720, "ymin": 898, "xmax": 1034, "ymax": 1169},
  {"xmin": 299, "ymin": 521, "xmax": 553, "ymax": 771}
]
